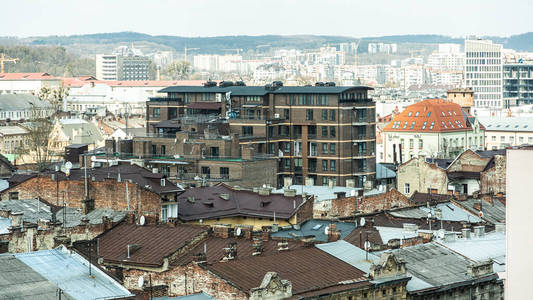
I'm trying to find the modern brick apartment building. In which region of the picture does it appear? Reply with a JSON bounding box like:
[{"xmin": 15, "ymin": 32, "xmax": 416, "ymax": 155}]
[{"xmin": 146, "ymin": 81, "xmax": 376, "ymax": 188}]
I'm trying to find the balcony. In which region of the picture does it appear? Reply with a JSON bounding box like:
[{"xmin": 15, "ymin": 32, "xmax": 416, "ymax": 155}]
[{"xmin": 149, "ymin": 97, "xmax": 181, "ymax": 102}]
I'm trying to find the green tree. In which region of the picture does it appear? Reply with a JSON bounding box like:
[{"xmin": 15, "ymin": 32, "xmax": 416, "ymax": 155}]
[{"xmin": 15, "ymin": 106, "xmax": 54, "ymax": 171}]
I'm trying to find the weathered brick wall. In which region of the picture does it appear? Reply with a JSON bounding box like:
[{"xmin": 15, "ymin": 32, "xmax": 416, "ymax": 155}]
[
  {"xmin": 122, "ymin": 263, "xmax": 247, "ymax": 299},
  {"xmin": 480, "ymin": 155, "xmax": 506, "ymax": 194},
  {"xmin": 326, "ymin": 189, "xmax": 411, "ymax": 218},
  {"xmin": 0, "ymin": 221, "xmax": 114, "ymax": 253},
  {"xmin": 397, "ymin": 157, "xmax": 448, "ymax": 197},
  {"xmin": 447, "ymin": 150, "xmax": 490, "ymax": 173},
  {"xmin": 0, "ymin": 176, "xmax": 162, "ymax": 216},
  {"xmin": 295, "ymin": 196, "xmax": 314, "ymax": 223}
]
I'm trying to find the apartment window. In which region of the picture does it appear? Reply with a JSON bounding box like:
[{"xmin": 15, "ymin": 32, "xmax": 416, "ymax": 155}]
[
  {"xmin": 201, "ymin": 166, "xmax": 211, "ymax": 178},
  {"xmin": 322, "ymin": 126, "xmax": 328, "ymax": 137},
  {"xmin": 220, "ymin": 167, "xmax": 229, "ymax": 179},
  {"xmin": 306, "ymin": 109, "xmax": 314, "ymax": 120},
  {"xmin": 284, "ymin": 159, "xmax": 290, "ymax": 169},
  {"xmin": 322, "ymin": 143, "xmax": 328, "ymax": 154},
  {"xmin": 418, "ymin": 139, "xmax": 423, "ymax": 148},
  {"xmin": 294, "ymin": 158, "xmax": 302, "ymax": 169},
  {"xmin": 330, "ymin": 143, "xmax": 336, "ymax": 154},
  {"xmin": 409, "ymin": 139, "xmax": 414, "ymax": 149},
  {"xmin": 284, "ymin": 142, "xmax": 290, "ymax": 152},
  {"xmin": 161, "ymin": 145, "xmax": 166, "ymax": 155},
  {"xmin": 330, "ymin": 160, "xmax": 336, "ymax": 171},
  {"xmin": 330, "ymin": 127, "xmax": 336, "ymax": 137},
  {"xmin": 289, "ymin": 95, "xmax": 296, "ymax": 105},
  {"xmin": 509, "ymin": 136, "xmax": 514, "ymax": 143},
  {"xmin": 317, "ymin": 95, "xmax": 329, "ymax": 105},
  {"xmin": 322, "ymin": 176, "xmax": 328, "ymax": 186},
  {"xmin": 202, "ymin": 93, "xmax": 213, "ymax": 101},
  {"xmin": 492, "ymin": 136, "xmax": 496, "ymax": 141},
  {"xmin": 242, "ymin": 126, "xmax": 253, "ymax": 136},
  {"xmin": 330, "ymin": 110, "xmax": 336, "ymax": 121},
  {"xmin": 500, "ymin": 136, "xmax": 505, "ymax": 142},
  {"xmin": 284, "ymin": 109, "xmax": 290, "ymax": 119},
  {"xmin": 210, "ymin": 147, "xmax": 219, "ymax": 157},
  {"xmin": 9, "ymin": 192, "xmax": 18, "ymax": 200},
  {"xmin": 529, "ymin": 137, "xmax": 533, "ymax": 143},
  {"xmin": 322, "ymin": 110, "xmax": 328, "ymax": 120},
  {"xmin": 404, "ymin": 183, "xmax": 410, "ymax": 194},
  {"xmin": 153, "ymin": 108, "xmax": 160, "ymax": 118},
  {"xmin": 322, "ymin": 160, "xmax": 328, "ymax": 171},
  {"xmin": 184, "ymin": 94, "xmax": 191, "ymax": 103},
  {"xmin": 152, "ymin": 145, "xmax": 157, "ymax": 155}
]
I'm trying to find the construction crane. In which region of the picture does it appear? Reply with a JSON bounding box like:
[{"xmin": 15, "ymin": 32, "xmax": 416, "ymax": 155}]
[
  {"xmin": 184, "ymin": 47, "xmax": 200, "ymax": 62},
  {"xmin": 222, "ymin": 48, "xmax": 243, "ymax": 55},
  {"xmin": 0, "ymin": 53, "xmax": 19, "ymax": 73}
]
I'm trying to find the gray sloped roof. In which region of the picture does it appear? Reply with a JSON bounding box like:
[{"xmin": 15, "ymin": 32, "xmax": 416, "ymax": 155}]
[
  {"xmin": 55, "ymin": 207, "xmax": 127, "ymax": 227},
  {"xmin": 376, "ymin": 163, "xmax": 396, "ymax": 180},
  {"xmin": 0, "ymin": 94, "xmax": 52, "ymax": 111},
  {"xmin": 386, "ymin": 242, "xmax": 477, "ymax": 289},
  {"xmin": 0, "ymin": 199, "xmax": 52, "ymax": 224},
  {"xmin": 0, "ymin": 255, "xmax": 74, "ymax": 300},
  {"xmin": 454, "ymin": 198, "xmax": 506, "ymax": 224}
]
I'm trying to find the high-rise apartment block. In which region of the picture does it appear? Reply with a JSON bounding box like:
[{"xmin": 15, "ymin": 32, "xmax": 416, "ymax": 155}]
[
  {"xmin": 503, "ymin": 62, "xmax": 533, "ymax": 106},
  {"xmin": 96, "ymin": 47, "xmax": 151, "ymax": 81},
  {"xmin": 464, "ymin": 39, "xmax": 503, "ymax": 108},
  {"xmin": 146, "ymin": 82, "xmax": 376, "ymax": 188}
]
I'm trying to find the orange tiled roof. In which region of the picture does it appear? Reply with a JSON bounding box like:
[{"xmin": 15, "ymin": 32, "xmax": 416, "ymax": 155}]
[
  {"xmin": 0, "ymin": 72, "xmax": 57, "ymax": 80},
  {"xmin": 383, "ymin": 99, "xmax": 476, "ymax": 133}
]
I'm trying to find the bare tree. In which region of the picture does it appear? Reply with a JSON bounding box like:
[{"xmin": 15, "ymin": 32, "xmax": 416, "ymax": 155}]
[
  {"xmin": 163, "ymin": 61, "xmax": 191, "ymax": 80},
  {"xmin": 16, "ymin": 105, "xmax": 54, "ymax": 171},
  {"xmin": 38, "ymin": 86, "xmax": 69, "ymax": 112}
]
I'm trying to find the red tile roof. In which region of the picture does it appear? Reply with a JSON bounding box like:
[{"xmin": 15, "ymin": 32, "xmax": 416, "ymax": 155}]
[
  {"xmin": 61, "ymin": 77, "xmax": 205, "ymax": 88},
  {"xmin": 383, "ymin": 99, "xmax": 476, "ymax": 133},
  {"xmin": 0, "ymin": 72, "xmax": 57, "ymax": 80},
  {"xmin": 98, "ymin": 223, "xmax": 209, "ymax": 267},
  {"xmin": 205, "ymin": 247, "xmax": 368, "ymax": 295}
]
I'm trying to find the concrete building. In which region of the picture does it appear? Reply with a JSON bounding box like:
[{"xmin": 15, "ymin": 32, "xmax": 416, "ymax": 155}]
[
  {"xmin": 0, "ymin": 72, "xmax": 62, "ymax": 95},
  {"xmin": 0, "ymin": 125, "xmax": 29, "ymax": 157},
  {"xmin": 383, "ymin": 99, "xmax": 485, "ymax": 164},
  {"xmin": 427, "ymin": 44, "xmax": 464, "ymax": 71},
  {"xmin": 464, "ymin": 39, "xmax": 503, "ymax": 108},
  {"xmin": 148, "ymin": 82, "xmax": 376, "ymax": 188},
  {"xmin": 478, "ymin": 117, "xmax": 533, "ymax": 149},
  {"xmin": 96, "ymin": 54, "xmax": 150, "ymax": 81},
  {"xmin": 503, "ymin": 62, "xmax": 533, "ymax": 106}
]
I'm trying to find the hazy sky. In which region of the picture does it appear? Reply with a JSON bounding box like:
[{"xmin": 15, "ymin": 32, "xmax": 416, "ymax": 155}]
[{"xmin": 3, "ymin": 0, "xmax": 532, "ymax": 38}]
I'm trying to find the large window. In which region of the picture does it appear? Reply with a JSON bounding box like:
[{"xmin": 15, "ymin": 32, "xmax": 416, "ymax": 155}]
[
  {"xmin": 322, "ymin": 126, "xmax": 328, "ymax": 137},
  {"xmin": 306, "ymin": 109, "xmax": 314, "ymax": 120},
  {"xmin": 242, "ymin": 126, "xmax": 253, "ymax": 136},
  {"xmin": 317, "ymin": 95, "xmax": 329, "ymax": 105},
  {"xmin": 322, "ymin": 143, "xmax": 328, "ymax": 154},
  {"xmin": 330, "ymin": 127, "xmax": 336, "ymax": 137},
  {"xmin": 330, "ymin": 110, "xmax": 336, "ymax": 121},
  {"xmin": 202, "ymin": 93, "xmax": 213, "ymax": 101},
  {"xmin": 153, "ymin": 108, "xmax": 160, "ymax": 118},
  {"xmin": 330, "ymin": 160, "xmax": 336, "ymax": 171},
  {"xmin": 322, "ymin": 160, "xmax": 328, "ymax": 171},
  {"xmin": 322, "ymin": 110, "xmax": 328, "ymax": 120},
  {"xmin": 330, "ymin": 143, "xmax": 336, "ymax": 154},
  {"xmin": 220, "ymin": 167, "xmax": 229, "ymax": 179}
]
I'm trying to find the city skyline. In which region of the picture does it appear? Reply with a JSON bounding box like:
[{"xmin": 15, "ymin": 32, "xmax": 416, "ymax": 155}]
[{"xmin": 3, "ymin": 0, "xmax": 532, "ymax": 38}]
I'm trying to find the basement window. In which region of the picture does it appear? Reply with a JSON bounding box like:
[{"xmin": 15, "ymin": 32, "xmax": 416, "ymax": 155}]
[{"xmin": 9, "ymin": 192, "xmax": 19, "ymax": 200}]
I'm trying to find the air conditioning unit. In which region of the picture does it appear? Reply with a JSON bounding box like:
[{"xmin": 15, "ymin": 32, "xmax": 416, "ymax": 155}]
[
  {"xmin": 216, "ymin": 94, "xmax": 222, "ymax": 102},
  {"xmin": 274, "ymin": 113, "xmax": 280, "ymax": 118}
]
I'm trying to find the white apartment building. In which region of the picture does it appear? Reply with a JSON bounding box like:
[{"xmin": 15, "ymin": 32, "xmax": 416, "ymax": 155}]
[
  {"xmin": 478, "ymin": 116, "xmax": 533, "ymax": 149},
  {"xmin": 429, "ymin": 70, "xmax": 463, "ymax": 87},
  {"xmin": 0, "ymin": 94, "xmax": 54, "ymax": 121},
  {"xmin": 0, "ymin": 73, "xmax": 62, "ymax": 94},
  {"xmin": 382, "ymin": 99, "xmax": 485, "ymax": 163},
  {"xmin": 464, "ymin": 39, "xmax": 503, "ymax": 108},
  {"xmin": 193, "ymin": 54, "xmax": 243, "ymax": 73},
  {"xmin": 96, "ymin": 54, "xmax": 118, "ymax": 80},
  {"xmin": 428, "ymin": 44, "xmax": 464, "ymax": 71}
]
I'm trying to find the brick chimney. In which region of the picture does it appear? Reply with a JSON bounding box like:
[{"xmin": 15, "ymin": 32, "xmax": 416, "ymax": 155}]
[
  {"xmin": 327, "ymin": 223, "xmax": 341, "ymax": 242},
  {"xmin": 10, "ymin": 212, "xmax": 23, "ymax": 228},
  {"xmin": 125, "ymin": 212, "xmax": 135, "ymax": 225},
  {"xmin": 261, "ymin": 226, "xmax": 270, "ymax": 241},
  {"xmin": 102, "ymin": 215, "xmax": 113, "ymax": 231},
  {"xmin": 213, "ymin": 225, "xmax": 231, "ymax": 238}
]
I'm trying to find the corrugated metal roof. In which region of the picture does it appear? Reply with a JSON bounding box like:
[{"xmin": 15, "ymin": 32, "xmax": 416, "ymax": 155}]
[
  {"xmin": 271, "ymin": 219, "xmax": 356, "ymax": 242},
  {"xmin": 437, "ymin": 231, "xmax": 505, "ymax": 273},
  {"xmin": 454, "ymin": 198, "xmax": 506, "ymax": 224},
  {"xmin": 14, "ymin": 246, "xmax": 134, "ymax": 300},
  {"xmin": 55, "ymin": 207, "xmax": 127, "ymax": 227},
  {"xmin": 376, "ymin": 163, "xmax": 396, "ymax": 180},
  {"xmin": 0, "ymin": 199, "xmax": 52, "ymax": 224},
  {"xmin": 389, "ymin": 202, "xmax": 482, "ymax": 223},
  {"xmin": 0, "ymin": 94, "xmax": 52, "ymax": 111},
  {"xmin": 384, "ymin": 243, "xmax": 477, "ymax": 290},
  {"xmin": 0, "ymin": 255, "xmax": 72, "ymax": 300},
  {"xmin": 374, "ymin": 226, "xmax": 419, "ymax": 243},
  {"xmin": 0, "ymin": 217, "xmax": 11, "ymax": 234},
  {"xmin": 316, "ymin": 240, "xmax": 379, "ymax": 273}
]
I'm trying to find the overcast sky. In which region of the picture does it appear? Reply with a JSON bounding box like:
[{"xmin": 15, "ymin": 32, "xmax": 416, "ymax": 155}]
[{"xmin": 3, "ymin": 0, "xmax": 532, "ymax": 38}]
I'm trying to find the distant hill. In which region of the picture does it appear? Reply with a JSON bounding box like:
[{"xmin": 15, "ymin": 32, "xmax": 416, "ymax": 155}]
[{"xmin": 18, "ymin": 31, "xmax": 533, "ymax": 52}]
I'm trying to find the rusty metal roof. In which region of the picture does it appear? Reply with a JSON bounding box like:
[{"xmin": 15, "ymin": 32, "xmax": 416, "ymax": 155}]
[
  {"xmin": 97, "ymin": 223, "xmax": 209, "ymax": 267},
  {"xmin": 178, "ymin": 184, "xmax": 305, "ymax": 221},
  {"xmin": 205, "ymin": 247, "xmax": 368, "ymax": 295}
]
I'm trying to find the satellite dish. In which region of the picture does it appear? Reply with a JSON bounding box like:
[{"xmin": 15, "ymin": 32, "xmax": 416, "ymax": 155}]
[
  {"xmin": 139, "ymin": 215, "xmax": 145, "ymax": 226},
  {"xmin": 91, "ymin": 155, "xmax": 97, "ymax": 162},
  {"xmin": 364, "ymin": 241, "xmax": 371, "ymax": 250},
  {"xmin": 324, "ymin": 226, "xmax": 330, "ymax": 235},
  {"xmin": 478, "ymin": 211, "xmax": 484, "ymax": 218},
  {"xmin": 235, "ymin": 227, "xmax": 242, "ymax": 236},
  {"xmin": 138, "ymin": 276, "xmax": 144, "ymax": 288},
  {"xmin": 65, "ymin": 161, "xmax": 73, "ymax": 170},
  {"xmin": 360, "ymin": 217, "xmax": 366, "ymax": 227},
  {"xmin": 437, "ymin": 230, "xmax": 445, "ymax": 239}
]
